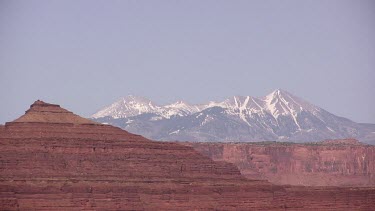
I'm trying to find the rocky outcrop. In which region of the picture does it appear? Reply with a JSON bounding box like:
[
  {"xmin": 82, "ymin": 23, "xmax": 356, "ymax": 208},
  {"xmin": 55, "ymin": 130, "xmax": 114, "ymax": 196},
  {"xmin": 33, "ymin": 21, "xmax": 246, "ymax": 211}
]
[
  {"xmin": 1, "ymin": 101, "xmax": 374, "ymax": 210},
  {"xmin": 187, "ymin": 140, "xmax": 375, "ymax": 186}
]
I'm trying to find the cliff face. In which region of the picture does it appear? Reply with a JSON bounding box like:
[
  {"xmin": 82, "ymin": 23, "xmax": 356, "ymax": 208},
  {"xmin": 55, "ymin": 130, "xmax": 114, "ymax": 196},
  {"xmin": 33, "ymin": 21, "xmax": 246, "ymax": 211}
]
[
  {"xmin": 187, "ymin": 140, "xmax": 375, "ymax": 187},
  {"xmin": 1, "ymin": 101, "xmax": 374, "ymax": 210}
]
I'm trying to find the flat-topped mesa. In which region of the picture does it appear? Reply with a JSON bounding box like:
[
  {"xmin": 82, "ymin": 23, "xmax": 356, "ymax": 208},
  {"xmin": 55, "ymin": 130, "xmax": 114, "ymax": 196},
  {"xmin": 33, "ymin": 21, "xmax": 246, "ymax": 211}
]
[
  {"xmin": 187, "ymin": 139, "xmax": 375, "ymax": 187},
  {"xmin": 10, "ymin": 100, "xmax": 99, "ymax": 125},
  {"xmin": 29, "ymin": 100, "xmax": 60, "ymax": 109},
  {"xmin": 321, "ymin": 138, "xmax": 363, "ymax": 145}
]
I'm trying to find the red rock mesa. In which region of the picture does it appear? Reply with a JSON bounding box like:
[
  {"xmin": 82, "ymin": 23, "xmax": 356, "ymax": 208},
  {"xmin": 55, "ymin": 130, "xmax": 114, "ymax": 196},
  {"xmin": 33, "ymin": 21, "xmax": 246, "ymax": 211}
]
[
  {"xmin": 187, "ymin": 140, "xmax": 375, "ymax": 187},
  {"xmin": 0, "ymin": 100, "xmax": 374, "ymax": 210}
]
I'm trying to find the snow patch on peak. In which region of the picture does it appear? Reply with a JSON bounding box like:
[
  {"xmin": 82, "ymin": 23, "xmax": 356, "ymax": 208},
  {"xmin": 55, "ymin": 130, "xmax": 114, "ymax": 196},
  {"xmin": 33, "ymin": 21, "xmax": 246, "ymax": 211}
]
[
  {"xmin": 164, "ymin": 100, "xmax": 190, "ymax": 109},
  {"xmin": 263, "ymin": 89, "xmax": 318, "ymax": 117},
  {"xmin": 162, "ymin": 100, "xmax": 200, "ymax": 118}
]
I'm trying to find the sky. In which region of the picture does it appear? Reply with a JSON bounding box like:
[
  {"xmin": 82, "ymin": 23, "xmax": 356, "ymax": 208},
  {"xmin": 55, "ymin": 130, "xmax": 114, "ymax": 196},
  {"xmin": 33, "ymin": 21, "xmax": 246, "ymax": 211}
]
[{"xmin": 0, "ymin": 0, "xmax": 374, "ymax": 124}]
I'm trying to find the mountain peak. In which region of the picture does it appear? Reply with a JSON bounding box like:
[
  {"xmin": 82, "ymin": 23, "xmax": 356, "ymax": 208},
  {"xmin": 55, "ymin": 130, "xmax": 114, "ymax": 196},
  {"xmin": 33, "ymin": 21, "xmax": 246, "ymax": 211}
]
[
  {"xmin": 166, "ymin": 100, "xmax": 189, "ymax": 106},
  {"xmin": 164, "ymin": 100, "xmax": 194, "ymax": 109},
  {"xmin": 266, "ymin": 89, "xmax": 292, "ymax": 99},
  {"xmin": 121, "ymin": 95, "xmax": 154, "ymax": 104},
  {"xmin": 91, "ymin": 95, "xmax": 159, "ymax": 119},
  {"xmin": 273, "ymin": 88, "xmax": 283, "ymax": 95}
]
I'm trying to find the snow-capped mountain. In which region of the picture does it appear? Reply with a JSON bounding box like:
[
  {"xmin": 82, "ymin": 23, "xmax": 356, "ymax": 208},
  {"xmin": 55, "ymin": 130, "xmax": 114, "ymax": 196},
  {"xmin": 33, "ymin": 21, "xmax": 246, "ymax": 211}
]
[
  {"xmin": 91, "ymin": 89, "xmax": 375, "ymax": 144},
  {"xmin": 91, "ymin": 95, "xmax": 199, "ymax": 119},
  {"xmin": 91, "ymin": 95, "xmax": 159, "ymax": 119}
]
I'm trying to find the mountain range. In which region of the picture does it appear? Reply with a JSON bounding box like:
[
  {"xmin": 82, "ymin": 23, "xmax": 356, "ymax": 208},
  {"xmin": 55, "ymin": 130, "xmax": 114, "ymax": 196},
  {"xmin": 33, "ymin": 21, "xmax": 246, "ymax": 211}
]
[{"xmin": 91, "ymin": 89, "xmax": 375, "ymax": 144}]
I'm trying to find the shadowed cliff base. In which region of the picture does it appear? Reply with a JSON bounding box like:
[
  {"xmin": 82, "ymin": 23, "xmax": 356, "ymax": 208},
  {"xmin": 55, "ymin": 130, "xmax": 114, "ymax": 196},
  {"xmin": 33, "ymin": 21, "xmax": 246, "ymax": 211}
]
[{"xmin": 1, "ymin": 100, "xmax": 374, "ymax": 210}]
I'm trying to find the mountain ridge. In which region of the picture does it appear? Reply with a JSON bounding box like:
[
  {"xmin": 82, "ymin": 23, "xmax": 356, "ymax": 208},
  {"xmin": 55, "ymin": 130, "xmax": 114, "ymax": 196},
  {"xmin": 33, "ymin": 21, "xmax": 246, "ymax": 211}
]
[{"xmin": 91, "ymin": 89, "xmax": 375, "ymax": 144}]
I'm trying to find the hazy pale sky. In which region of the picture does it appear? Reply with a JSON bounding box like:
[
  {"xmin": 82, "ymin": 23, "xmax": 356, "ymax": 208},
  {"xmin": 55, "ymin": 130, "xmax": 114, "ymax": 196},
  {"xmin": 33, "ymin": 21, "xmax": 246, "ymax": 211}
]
[{"xmin": 1, "ymin": 0, "xmax": 374, "ymax": 123}]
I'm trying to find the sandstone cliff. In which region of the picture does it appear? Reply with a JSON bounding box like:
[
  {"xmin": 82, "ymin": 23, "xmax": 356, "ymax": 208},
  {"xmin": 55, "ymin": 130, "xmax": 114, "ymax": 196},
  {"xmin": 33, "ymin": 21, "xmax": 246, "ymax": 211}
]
[
  {"xmin": 187, "ymin": 140, "xmax": 375, "ymax": 187},
  {"xmin": 1, "ymin": 101, "xmax": 374, "ymax": 210}
]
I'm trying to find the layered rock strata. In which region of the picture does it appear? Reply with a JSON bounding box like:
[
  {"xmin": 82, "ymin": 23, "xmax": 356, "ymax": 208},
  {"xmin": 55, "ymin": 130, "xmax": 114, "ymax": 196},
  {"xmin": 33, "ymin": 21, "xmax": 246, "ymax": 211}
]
[
  {"xmin": 0, "ymin": 101, "xmax": 374, "ymax": 210},
  {"xmin": 187, "ymin": 140, "xmax": 375, "ymax": 187}
]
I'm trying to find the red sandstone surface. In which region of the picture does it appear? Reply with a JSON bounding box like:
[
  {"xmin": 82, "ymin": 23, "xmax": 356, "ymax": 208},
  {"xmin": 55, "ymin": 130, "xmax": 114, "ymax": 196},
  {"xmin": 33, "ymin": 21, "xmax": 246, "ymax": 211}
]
[
  {"xmin": 0, "ymin": 100, "xmax": 374, "ymax": 210},
  {"xmin": 186, "ymin": 140, "xmax": 375, "ymax": 187}
]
